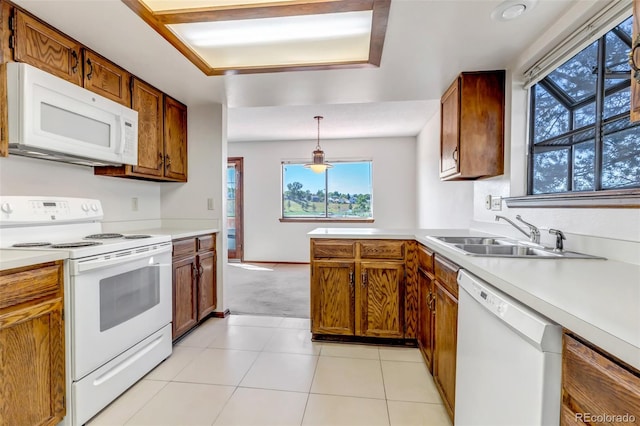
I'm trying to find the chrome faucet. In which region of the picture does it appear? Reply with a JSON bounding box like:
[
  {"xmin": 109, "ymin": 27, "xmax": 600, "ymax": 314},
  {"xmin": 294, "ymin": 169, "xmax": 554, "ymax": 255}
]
[
  {"xmin": 495, "ymin": 215, "xmax": 541, "ymax": 244},
  {"xmin": 549, "ymin": 229, "xmax": 566, "ymax": 251}
]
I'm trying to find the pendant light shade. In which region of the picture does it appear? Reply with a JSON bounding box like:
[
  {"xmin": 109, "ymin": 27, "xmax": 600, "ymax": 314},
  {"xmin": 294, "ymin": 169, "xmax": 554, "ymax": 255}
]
[{"xmin": 304, "ymin": 116, "xmax": 332, "ymax": 173}]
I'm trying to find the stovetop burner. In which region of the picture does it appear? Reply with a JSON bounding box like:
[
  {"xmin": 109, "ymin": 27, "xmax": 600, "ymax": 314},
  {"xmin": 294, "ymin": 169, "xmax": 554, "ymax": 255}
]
[
  {"xmin": 85, "ymin": 233, "xmax": 124, "ymax": 239},
  {"xmin": 123, "ymin": 235, "xmax": 152, "ymax": 239},
  {"xmin": 12, "ymin": 242, "xmax": 52, "ymax": 248},
  {"xmin": 51, "ymin": 241, "xmax": 103, "ymax": 248}
]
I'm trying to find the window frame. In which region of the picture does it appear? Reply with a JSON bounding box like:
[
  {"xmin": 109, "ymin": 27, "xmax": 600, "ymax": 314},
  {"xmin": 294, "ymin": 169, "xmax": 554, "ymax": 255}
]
[
  {"xmin": 279, "ymin": 159, "xmax": 375, "ymax": 223},
  {"xmin": 508, "ymin": 13, "xmax": 640, "ymax": 208}
]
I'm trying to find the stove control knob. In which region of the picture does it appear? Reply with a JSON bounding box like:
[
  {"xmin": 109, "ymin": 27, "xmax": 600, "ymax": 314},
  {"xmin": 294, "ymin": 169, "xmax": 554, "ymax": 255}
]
[
  {"xmin": 81, "ymin": 203, "xmax": 90, "ymax": 212},
  {"xmin": 91, "ymin": 204, "xmax": 99, "ymax": 212},
  {"xmin": 1, "ymin": 202, "xmax": 13, "ymax": 213}
]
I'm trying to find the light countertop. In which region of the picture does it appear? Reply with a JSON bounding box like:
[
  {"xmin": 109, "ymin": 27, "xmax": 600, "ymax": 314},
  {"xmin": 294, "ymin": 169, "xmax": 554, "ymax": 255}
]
[
  {"xmin": 309, "ymin": 228, "xmax": 640, "ymax": 370},
  {"xmin": 122, "ymin": 227, "xmax": 220, "ymax": 240},
  {"xmin": 0, "ymin": 250, "xmax": 68, "ymax": 271}
]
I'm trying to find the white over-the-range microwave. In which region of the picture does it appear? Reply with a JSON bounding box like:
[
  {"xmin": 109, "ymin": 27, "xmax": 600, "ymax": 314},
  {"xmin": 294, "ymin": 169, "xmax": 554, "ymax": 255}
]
[{"xmin": 6, "ymin": 62, "xmax": 138, "ymax": 167}]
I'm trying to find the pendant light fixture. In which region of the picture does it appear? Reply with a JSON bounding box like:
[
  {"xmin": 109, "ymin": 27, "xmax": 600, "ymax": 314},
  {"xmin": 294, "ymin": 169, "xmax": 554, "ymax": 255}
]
[{"xmin": 304, "ymin": 115, "xmax": 332, "ymax": 173}]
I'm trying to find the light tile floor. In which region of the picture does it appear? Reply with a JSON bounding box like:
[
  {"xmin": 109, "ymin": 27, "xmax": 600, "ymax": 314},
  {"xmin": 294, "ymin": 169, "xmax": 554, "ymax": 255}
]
[{"xmin": 87, "ymin": 315, "xmax": 452, "ymax": 426}]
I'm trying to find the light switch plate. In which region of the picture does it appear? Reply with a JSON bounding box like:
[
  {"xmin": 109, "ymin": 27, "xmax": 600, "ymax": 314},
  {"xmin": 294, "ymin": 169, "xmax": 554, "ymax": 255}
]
[
  {"xmin": 207, "ymin": 198, "xmax": 214, "ymax": 210},
  {"xmin": 491, "ymin": 196, "xmax": 502, "ymax": 211},
  {"xmin": 485, "ymin": 195, "xmax": 492, "ymax": 210}
]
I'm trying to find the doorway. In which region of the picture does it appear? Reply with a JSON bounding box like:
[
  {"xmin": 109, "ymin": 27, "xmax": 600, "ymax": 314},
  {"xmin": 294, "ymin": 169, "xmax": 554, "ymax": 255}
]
[{"xmin": 227, "ymin": 158, "xmax": 244, "ymax": 261}]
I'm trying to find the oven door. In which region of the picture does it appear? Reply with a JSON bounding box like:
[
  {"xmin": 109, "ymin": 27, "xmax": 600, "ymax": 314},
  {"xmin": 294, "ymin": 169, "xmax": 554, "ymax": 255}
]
[{"xmin": 69, "ymin": 243, "xmax": 172, "ymax": 380}]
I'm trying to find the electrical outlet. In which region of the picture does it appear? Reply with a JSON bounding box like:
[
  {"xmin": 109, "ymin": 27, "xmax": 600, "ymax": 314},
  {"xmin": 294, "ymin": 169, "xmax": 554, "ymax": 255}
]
[
  {"xmin": 491, "ymin": 196, "xmax": 502, "ymax": 211},
  {"xmin": 485, "ymin": 195, "xmax": 492, "ymax": 210},
  {"xmin": 207, "ymin": 198, "xmax": 214, "ymax": 210},
  {"xmin": 131, "ymin": 197, "xmax": 138, "ymax": 211}
]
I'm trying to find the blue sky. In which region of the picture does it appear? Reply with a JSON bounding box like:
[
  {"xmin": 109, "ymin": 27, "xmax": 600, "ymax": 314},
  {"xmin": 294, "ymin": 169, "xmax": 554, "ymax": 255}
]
[{"xmin": 283, "ymin": 162, "xmax": 372, "ymax": 195}]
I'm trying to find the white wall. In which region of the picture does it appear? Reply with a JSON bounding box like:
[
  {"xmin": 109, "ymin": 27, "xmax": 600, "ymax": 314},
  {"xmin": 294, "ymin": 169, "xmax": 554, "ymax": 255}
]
[
  {"xmin": 0, "ymin": 155, "xmax": 162, "ymax": 224},
  {"xmin": 416, "ymin": 109, "xmax": 474, "ymax": 229},
  {"xmin": 228, "ymin": 136, "xmax": 417, "ymax": 263}
]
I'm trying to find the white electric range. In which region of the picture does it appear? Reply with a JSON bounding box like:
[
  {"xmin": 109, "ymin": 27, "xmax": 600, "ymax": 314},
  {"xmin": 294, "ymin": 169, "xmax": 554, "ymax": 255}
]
[{"xmin": 0, "ymin": 196, "xmax": 173, "ymax": 425}]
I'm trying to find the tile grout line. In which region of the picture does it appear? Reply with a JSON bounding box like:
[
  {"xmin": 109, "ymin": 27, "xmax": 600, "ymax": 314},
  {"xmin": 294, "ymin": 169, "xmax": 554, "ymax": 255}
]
[
  {"xmin": 301, "ymin": 337, "xmax": 324, "ymax": 425},
  {"xmin": 379, "ymin": 352, "xmax": 393, "ymax": 426}
]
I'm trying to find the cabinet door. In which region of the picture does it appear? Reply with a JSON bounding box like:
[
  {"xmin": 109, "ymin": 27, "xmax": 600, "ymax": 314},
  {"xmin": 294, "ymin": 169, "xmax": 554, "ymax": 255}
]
[
  {"xmin": 433, "ymin": 281, "xmax": 458, "ymax": 421},
  {"xmin": 418, "ymin": 268, "xmax": 435, "ymax": 371},
  {"xmin": 440, "ymin": 79, "xmax": 459, "ymax": 178},
  {"xmin": 631, "ymin": 0, "xmax": 639, "ymax": 122},
  {"xmin": 13, "ymin": 10, "xmax": 82, "ymax": 85},
  {"xmin": 311, "ymin": 261, "xmax": 355, "ymax": 336},
  {"xmin": 359, "ymin": 261, "xmax": 404, "ymax": 338},
  {"xmin": 0, "ymin": 62, "xmax": 7, "ymax": 157},
  {"xmin": 196, "ymin": 250, "xmax": 216, "ymax": 321},
  {"xmin": 172, "ymin": 256, "xmax": 198, "ymax": 340},
  {"xmin": 163, "ymin": 95, "xmax": 188, "ymax": 181},
  {"xmin": 131, "ymin": 78, "xmax": 164, "ymax": 177},
  {"xmin": 82, "ymin": 49, "xmax": 131, "ymax": 106}
]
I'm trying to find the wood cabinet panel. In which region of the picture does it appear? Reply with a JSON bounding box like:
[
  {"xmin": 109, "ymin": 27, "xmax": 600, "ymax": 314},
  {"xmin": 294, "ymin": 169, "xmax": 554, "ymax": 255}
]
[
  {"xmin": 403, "ymin": 240, "xmax": 418, "ymax": 339},
  {"xmin": 632, "ymin": 0, "xmax": 639, "ymax": 122},
  {"xmin": 163, "ymin": 95, "xmax": 188, "ymax": 181},
  {"xmin": 433, "ymin": 282, "xmax": 458, "ymax": 422},
  {"xmin": 0, "ymin": 262, "xmax": 60, "ymax": 309},
  {"xmin": 434, "ymin": 255, "xmax": 459, "ymax": 298},
  {"xmin": 172, "ymin": 255, "xmax": 198, "ymax": 340},
  {"xmin": 0, "ymin": 63, "xmax": 7, "ymax": 158},
  {"xmin": 82, "ymin": 50, "xmax": 131, "ymax": 106},
  {"xmin": 418, "ymin": 267, "xmax": 435, "ymax": 372},
  {"xmin": 311, "ymin": 261, "xmax": 355, "ymax": 336},
  {"xmin": 359, "ymin": 261, "xmax": 404, "ymax": 338},
  {"xmin": 418, "ymin": 245, "xmax": 434, "ymax": 273},
  {"xmin": 312, "ymin": 239, "xmax": 356, "ymax": 258},
  {"xmin": 197, "ymin": 234, "xmax": 215, "ymax": 252},
  {"xmin": 561, "ymin": 333, "xmax": 640, "ymax": 425},
  {"xmin": 440, "ymin": 70, "xmax": 505, "ymax": 180},
  {"xmin": 13, "ymin": 10, "xmax": 82, "ymax": 85},
  {"xmin": 196, "ymin": 250, "xmax": 216, "ymax": 321},
  {"xmin": 131, "ymin": 78, "xmax": 164, "ymax": 177},
  {"xmin": 360, "ymin": 240, "xmax": 404, "ymax": 260},
  {"xmin": 173, "ymin": 238, "xmax": 196, "ymax": 258},
  {"xmin": 0, "ymin": 261, "xmax": 65, "ymax": 426}
]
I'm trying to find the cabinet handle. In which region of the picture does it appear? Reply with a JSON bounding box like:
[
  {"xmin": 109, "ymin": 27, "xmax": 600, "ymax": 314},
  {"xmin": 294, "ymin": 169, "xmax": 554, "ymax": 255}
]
[
  {"xmin": 86, "ymin": 58, "xmax": 93, "ymax": 80},
  {"xmin": 452, "ymin": 147, "xmax": 458, "ymax": 162},
  {"xmin": 361, "ymin": 271, "xmax": 367, "ymax": 288},
  {"xmin": 349, "ymin": 269, "xmax": 354, "ymax": 287},
  {"xmin": 158, "ymin": 152, "xmax": 164, "ymax": 167},
  {"xmin": 630, "ymin": 34, "xmax": 640, "ymax": 83},
  {"xmin": 198, "ymin": 265, "xmax": 204, "ymax": 276},
  {"xmin": 71, "ymin": 51, "xmax": 79, "ymax": 74},
  {"xmin": 192, "ymin": 264, "xmax": 198, "ymax": 282},
  {"xmin": 165, "ymin": 154, "xmax": 171, "ymax": 171}
]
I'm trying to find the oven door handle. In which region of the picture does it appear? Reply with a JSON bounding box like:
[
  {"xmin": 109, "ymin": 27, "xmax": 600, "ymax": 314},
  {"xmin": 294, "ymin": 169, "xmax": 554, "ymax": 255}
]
[{"xmin": 73, "ymin": 244, "xmax": 171, "ymax": 274}]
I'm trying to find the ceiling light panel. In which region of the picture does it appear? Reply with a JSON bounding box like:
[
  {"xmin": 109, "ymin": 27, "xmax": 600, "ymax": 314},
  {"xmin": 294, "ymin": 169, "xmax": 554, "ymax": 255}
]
[{"xmin": 123, "ymin": 0, "xmax": 391, "ymax": 75}]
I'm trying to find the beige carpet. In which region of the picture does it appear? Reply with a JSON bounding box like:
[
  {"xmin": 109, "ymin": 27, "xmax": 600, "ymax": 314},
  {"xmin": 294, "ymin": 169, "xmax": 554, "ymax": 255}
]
[{"xmin": 226, "ymin": 263, "xmax": 310, "ymax": 318}]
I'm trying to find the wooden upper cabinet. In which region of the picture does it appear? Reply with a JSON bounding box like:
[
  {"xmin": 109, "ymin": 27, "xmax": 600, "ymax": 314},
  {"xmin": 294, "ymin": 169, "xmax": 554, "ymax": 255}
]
[
  {"xmin": 631, "ymin": 0, "xmax": 639, "ymax": 122},
  {"xmin": 12, "ymin": 9, "xmax": 82, "ymax": 85},
  {"xmin": 440, "ymin": 70, "xmax": 505, "ymax": 180},
  {"xmin": 82, "ymin": 50, "xmax": 131, "ymax": 106},
  {"xmin": 0, "ymin": 63, "xmax": 7, "ymax": 157},
  {"xmin": 131, "ymin": 78, "xmax": 164, "ymax": 177},
  {"xmin": 163, "ymin": 95, "xmax": 188, "ymax": 181}
]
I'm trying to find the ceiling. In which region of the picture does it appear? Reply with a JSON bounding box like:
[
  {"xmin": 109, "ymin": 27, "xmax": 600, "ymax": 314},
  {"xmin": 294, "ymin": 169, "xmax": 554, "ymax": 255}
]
[{"xmin": 13, "ymin": 0, "xmax": 585, "ymax": 142}]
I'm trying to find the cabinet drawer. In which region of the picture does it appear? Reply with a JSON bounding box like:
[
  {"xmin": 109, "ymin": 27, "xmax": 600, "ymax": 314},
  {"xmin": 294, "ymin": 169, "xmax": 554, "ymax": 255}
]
[
  {"xmin": 360, "ymin": 240, "xmax": 405, "ymax": 260},
  {"xmin": 173, "ymin": 238, "xmax": 196, "ymax": 258},
  {"xmin": 562, "ymin": 333, "xmax": 640, "ymax": 423},
  {"xmin": 0, "ymin": 262, "xmax": 62, "ymax": 310},
  {"xmin": 197, "ymin": 234, "xmax": 216, "ymax": 252},
  {"xmin": 312, "ymin": 240, "xmax": 356, "ymax": 259},
  {"xmin": 418, "ymin": 245, "xmax": 434, "ymax": 272},
  {"xmin": 434, "ymin": 255, "xmax": 459, "ymax": 298}
]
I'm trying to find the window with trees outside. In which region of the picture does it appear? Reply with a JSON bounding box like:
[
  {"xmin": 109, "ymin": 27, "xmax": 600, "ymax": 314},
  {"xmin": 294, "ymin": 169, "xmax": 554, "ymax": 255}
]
[
  {"xmin": 529, "ymin": 15, "xmax": 638, "ymax": 195},
  {"xmin": 282, "ymin": 161, "xmax": 373, "ymax": 219}
]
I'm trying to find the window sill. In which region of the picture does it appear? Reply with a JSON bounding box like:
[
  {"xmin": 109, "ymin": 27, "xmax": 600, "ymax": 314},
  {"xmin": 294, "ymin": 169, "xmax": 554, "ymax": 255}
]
[
  {"xmin": 505, "ymin": 190, "xmax": 640, "ymax": 208},
  {"xmin": 279, "ymin": 218, "xmax": 375, "ymax": 223}
]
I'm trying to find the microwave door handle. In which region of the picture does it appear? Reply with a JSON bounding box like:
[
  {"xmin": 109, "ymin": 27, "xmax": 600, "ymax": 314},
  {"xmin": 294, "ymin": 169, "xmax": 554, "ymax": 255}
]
[
  {"xmin": 73, "ymin": 244, "xmax": 171, "ymax": 274},
  {"xmin": 119, "ymin": 115, "xmax": 126, "ymax": 155}
]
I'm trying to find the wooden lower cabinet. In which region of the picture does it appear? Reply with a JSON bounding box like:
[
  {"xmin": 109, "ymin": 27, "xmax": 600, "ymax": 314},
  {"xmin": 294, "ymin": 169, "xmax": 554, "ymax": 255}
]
[
  {"xmin": 310, "ymin": 239, "xmax": 414, "ymax": 341},
  {"xmin": 0, "ymin": 261, "xmax": 65, "ymax": 426},
  {"xmin": 172, "ymin": 233, "xmax": 217, "ymax": 341},
  {"xmin": 561, "ymin": 332, "xmax": 640, "ymax": 425},
  {"xmin": 418, "ymin": 267, "xmax": 435, "ymax": 371},
  {"xmin": 311, "ymin": 260, "xmax": 355, "ymax": 336}
]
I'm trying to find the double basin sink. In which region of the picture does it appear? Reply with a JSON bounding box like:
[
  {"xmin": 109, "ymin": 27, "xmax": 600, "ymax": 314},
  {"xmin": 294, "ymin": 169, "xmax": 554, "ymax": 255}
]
[{"xmin": 429, "ymin": 236, "xmax": 605, "ymax": 259}]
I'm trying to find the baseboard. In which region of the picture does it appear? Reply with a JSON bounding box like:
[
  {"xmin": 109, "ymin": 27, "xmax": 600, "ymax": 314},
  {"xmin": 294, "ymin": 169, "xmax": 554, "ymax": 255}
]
[
  {"xmin": 212, "ymin": 309, "xmax": 231, "ymax": 318},
  {"xmin": 233, "ymin": 260, "xmax": 310, "ymax": 265}
]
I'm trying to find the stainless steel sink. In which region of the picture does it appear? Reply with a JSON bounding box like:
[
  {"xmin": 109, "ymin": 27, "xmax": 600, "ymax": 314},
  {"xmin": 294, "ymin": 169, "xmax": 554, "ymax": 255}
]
[
  {"xmin": 433, "ymin": 236, "xmax": 514, "ymax": 246},
  {"xmin": 428, "ymin": 236, "xmax": 605, "ymax": 259}
]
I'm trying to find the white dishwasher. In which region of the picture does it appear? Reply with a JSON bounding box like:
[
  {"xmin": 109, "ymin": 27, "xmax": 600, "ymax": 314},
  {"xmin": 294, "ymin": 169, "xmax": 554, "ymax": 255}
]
[{"xmin": 455, "ymin": 270, "xmax": 562, "ymax": 426}]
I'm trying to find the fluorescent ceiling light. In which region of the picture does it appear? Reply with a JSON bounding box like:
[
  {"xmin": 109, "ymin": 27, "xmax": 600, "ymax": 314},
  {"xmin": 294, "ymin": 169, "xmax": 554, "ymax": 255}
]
[
  {"xmin": 170, "ymin": 11, "xmax": 372, "ymax": 48},
  {"xmin": 122, "ymin": 0, "xmax": 391, "ymax": 75}
]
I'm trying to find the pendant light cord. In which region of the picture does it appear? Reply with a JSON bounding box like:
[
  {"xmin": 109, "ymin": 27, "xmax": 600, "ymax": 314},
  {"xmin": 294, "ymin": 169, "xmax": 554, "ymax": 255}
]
[{"xmin": 314, "ymin": 115, "xmax": 323, "ymax": 150}]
